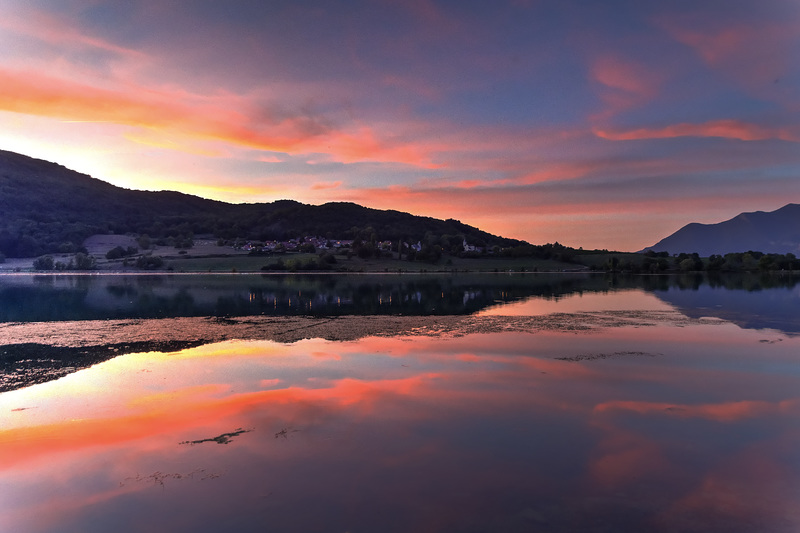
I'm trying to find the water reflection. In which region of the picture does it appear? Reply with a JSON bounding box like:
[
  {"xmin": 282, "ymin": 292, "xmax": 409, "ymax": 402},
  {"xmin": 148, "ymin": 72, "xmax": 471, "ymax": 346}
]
[
  {"xmin": 0, "ymin": 273, "xmax": 609, "ymax": 321},
  {"xmin": 1, "ymin": 320, "xmax": 799, "ymax": 533},
  {"xmin": 1, "ymin": 273, "xmax": 799, "ymax": 335},
  {"xmin": 652, "ymin": 281, "xmax": 800, "ymax": 334},
  {"xmin": 478, "ymin": 288, "xmax": 675, "ymax": 316}
]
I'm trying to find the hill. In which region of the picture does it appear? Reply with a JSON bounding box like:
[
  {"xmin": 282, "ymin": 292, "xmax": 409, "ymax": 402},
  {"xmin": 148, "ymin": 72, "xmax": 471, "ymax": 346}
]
[
  {"xmin": 0, "ymin": 149, "xmax": 520, "ymax": 258},
  {"xmin": 644, "ymin": 204, "xmax": 800, "ymax": 256}
]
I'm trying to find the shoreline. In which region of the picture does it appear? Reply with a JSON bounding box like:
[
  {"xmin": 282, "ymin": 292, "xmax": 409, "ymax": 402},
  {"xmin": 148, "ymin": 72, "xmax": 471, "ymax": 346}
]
[{"xmin": 0, "ymin": 269, "xmax": 590, "ymax": 276}]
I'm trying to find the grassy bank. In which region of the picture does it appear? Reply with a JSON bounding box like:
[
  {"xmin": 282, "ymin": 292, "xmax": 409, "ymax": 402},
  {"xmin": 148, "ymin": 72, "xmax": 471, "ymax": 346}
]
[{"xmin": 156, "ymin": 252, "xmax": 583, "ymax": 273}]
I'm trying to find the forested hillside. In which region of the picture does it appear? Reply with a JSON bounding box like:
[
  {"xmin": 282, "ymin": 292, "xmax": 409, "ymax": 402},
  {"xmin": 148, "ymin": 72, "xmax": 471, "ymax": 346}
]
[{"xmin": 0, "ymin": 150, "xmax": 520, "ymax": 258}]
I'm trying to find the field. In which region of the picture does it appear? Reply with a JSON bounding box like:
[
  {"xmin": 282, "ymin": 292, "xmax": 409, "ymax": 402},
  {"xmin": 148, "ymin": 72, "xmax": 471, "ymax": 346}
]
[
  {"xmin": 150, "ymin": 251, "xmax": 583, "ymax": 273},
  {"xmin": 0, "ymin": 235, "xmax": 651, "ymax": 274}
]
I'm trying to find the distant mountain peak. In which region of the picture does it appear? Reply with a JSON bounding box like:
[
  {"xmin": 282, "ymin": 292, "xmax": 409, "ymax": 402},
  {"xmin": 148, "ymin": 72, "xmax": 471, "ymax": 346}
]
[{"xmin": 644, "ymin": 204, "xmax": 800, "ymax": 256}]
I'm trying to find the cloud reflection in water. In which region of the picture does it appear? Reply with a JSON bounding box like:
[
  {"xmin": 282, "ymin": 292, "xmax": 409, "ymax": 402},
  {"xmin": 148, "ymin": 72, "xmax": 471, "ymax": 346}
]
[{"xmin": 1, "ymin": 321, "xmax": 799, "ymax": 532}]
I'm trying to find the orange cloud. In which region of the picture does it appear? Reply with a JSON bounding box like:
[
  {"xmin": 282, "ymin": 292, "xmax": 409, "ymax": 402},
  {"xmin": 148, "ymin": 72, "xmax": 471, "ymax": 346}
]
[
  {"xmin": 123, "ymin": 129, "xmax": 223, "ymax": 157},
  {"xmin": 152, "ymin": 180, "xmax": 287, "ymax": 202},
  {"xmin": 0, "ymin": 68, "xmax": 439, "ymax": 167},
  {"xmin": 310, "ymin": 350, "xmax": 342, "ymax": 360},
  {"xmin": 0, "ymin": 69, "xmax": 186, "ymax": 127},
  {"xmin": 319, "ymin": 126, "xmax": 440, "ymax": 167},
  {"xmin": 311, "ymin": 180, "xmax": 343, "ymax": 190},
  {"xmin": 516, "ymin": 161, "xmax": 596, "ymax": 184},
  {"xmin": 595, "ymin": 119, "xmax": 800, "ymax": 143}
]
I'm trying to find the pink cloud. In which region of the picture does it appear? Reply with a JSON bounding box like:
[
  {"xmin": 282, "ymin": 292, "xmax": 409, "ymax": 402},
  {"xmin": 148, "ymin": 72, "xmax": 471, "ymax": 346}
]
[
  {"xmin": 256, "ymin": 154, "xmax": 285, "ymax": 163},
  {"xmin": 0, "ymin": 8, "xmax": 147, "ymax": 62},
  {"xmin": 656, "ymin": 440, "xmax": 800, "ymax": 531},
  {"xmin": 594, "ymin": 119, "xmax": 800, "ymax": 143},
  {"xmin": 588, "ymin": 428, "xmax": 669, "ymax": 488},
  {"xmin": 659, "ymin": 16, "xmax": 800, "ymax": 110},
  {"xmin": 592, "ymin": 56, "xmax": 654, "ymax": 95},
  {"xmin": 664, "ymin": 20, "xmax": 792, "ymax": 75},
  {"xmin": 593, "ymin": 398, "xmax": 800, "ymax": 423},
  {"xmin": 589, "ymin": 54, "xmax": 667, "ymax": 119}
]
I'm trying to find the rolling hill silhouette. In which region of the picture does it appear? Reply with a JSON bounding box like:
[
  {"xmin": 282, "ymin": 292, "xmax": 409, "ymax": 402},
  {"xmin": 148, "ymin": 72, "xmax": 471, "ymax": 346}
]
[{"xmin": 0, "ymin": 149, "xmax": 519, "ymax": 258}]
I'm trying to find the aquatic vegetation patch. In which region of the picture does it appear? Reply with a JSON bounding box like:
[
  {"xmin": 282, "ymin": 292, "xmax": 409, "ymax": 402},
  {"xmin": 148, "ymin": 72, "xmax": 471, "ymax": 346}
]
[
  {"xmin": 179, "ymin": 428, "xmax": 253, "ymax": 445},
  {"xmin": 0, "ymin": 311, "xmax": 724, "ymax": 392},
  {"xmin": 557, "ymin": 351, "xmax": 662, "ymax": 362},
  {"xmin": 274, "ymin": 427, "xmax": 300, "ymax": 439},
  {"xmin": 119, "ymin": 468, "xmax": 223, "ymax": 488}
]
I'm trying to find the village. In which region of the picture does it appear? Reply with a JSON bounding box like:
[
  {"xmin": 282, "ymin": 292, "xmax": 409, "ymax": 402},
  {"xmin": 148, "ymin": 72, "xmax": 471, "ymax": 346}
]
[{"xmin": 231, "ymin": 236, "xmax": 484, "ymax": 255}]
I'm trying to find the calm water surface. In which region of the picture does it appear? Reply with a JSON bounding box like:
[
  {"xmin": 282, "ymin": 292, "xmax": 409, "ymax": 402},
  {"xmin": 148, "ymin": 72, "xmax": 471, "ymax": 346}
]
[{"xmin": 1, "ymin": 273, "xmax": 799, "ymax": 532}]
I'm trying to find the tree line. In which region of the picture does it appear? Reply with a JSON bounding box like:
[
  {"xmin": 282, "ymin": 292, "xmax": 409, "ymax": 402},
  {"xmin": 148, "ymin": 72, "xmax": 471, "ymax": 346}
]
[{"xmin": 603, "ymin": 250, "xmax": 800, "ymax": 273}]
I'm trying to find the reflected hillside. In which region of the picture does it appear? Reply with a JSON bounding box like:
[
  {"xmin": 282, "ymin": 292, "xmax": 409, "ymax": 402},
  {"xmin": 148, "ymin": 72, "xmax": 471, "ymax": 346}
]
[
  {"xmin": 0, "ymin": 273, "xmax": 619, "ymax": 322},
  {"xmin": 646, "ymin": 273, "xmax": 800, "ymax": 335},
  {"xmin": 2, "ymin": 272, "xmax": 799, "ymax": 335}
]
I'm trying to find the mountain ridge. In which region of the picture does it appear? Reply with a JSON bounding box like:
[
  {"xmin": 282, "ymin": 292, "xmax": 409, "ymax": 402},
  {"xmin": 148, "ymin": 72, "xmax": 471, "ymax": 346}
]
[
  {"xmin": 0, "ymin": 149, "xmax": 521, "ymax": 258},
  {"xmin": 644, "ymin": 204, "xmax": 800, "ymax": 256}
]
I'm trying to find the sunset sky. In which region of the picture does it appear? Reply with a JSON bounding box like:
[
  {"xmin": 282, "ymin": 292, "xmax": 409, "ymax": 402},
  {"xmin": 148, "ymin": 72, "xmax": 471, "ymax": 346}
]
[{"xmin": 1, "ymin": 0, "xmax": 798, "ymax": 251}]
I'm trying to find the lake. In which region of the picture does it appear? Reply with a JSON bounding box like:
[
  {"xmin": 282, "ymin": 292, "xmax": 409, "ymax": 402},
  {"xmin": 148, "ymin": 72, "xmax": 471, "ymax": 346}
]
[{"xmin": 1, "ymin": 272, "xmax": 799, "ymax": 532}]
